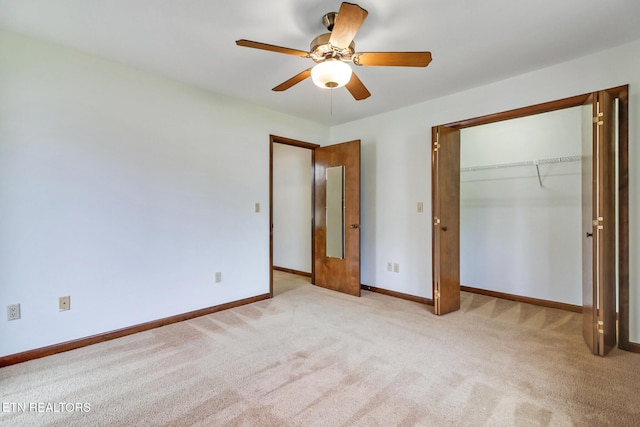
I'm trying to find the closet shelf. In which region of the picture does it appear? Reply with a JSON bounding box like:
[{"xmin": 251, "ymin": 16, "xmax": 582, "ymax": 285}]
[
  {"xmin": 460, "ymin": 155, "xmax": 581, "ymax": 172},
  {"xmin": 461, "ymin": 155, "xmax": 582, "ymax": 187}
]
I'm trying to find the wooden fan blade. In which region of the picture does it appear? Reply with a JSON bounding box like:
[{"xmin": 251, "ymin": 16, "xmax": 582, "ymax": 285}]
[
  {"xmin": 329, "ymin": 2, "xmax": 368, "ymax": 49},
  {"xmin": 345, "ymin": 72, "xmax": 371, "ymax": 100},
  {"xmin": 236, "ymin": 39, "xmax": 309, "ymax": 58},
  {"xmin": 272, "ymin": 68, "xmax": 313, "ymax": 92},
  {"xmin": 354, "ymin": 52, "xmax": 433, "ymax": 67}
]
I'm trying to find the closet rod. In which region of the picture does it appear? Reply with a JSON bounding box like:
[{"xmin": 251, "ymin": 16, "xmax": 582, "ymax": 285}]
[{"xmin": 460, "ymin": 155, "xmax": 581, "ymax": 172}]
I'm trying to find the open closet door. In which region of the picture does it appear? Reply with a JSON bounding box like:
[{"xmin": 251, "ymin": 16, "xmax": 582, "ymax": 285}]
[
  {"xmin": 582, "ymin": 91, "xmax": 617, "ymax": 356},
  {"xmin": 432, "ymin": 126, "xmax": 460, "ymax": 315},
  {"xmin": 314, "ymin": 140, "xmax": 361, "ymax": 296}
]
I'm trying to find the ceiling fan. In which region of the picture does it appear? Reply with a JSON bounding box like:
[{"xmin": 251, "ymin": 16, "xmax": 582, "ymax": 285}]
[{"xmin": 236, "ymin": 2, "xmax": 432, "ymax": 100}]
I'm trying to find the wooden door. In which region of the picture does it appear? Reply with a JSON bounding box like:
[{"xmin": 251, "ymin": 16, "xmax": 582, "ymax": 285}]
[
  {"xmin": 314, "ymin": 140, "xmax": 361, "ymax": 296},
  {"xmin": 581, "ymin": 94, "xmax": 596, "ymax": 353},
  {"xmin": 432, "ymin": 126, "xmax": 460, "ymax": 314},
  {"xmin": 582, "ymin": 91, "xmax": 617, "ymax": 356}
]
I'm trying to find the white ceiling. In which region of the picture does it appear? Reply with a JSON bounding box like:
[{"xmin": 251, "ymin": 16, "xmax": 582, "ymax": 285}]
[{"xmin": 2, "ymin": 0, "xmax": 640, "ymax": 126}]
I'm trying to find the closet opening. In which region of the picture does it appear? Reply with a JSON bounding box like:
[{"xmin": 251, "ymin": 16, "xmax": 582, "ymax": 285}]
[
  {"xmin": 431, "ymin": 85, "xmax": 630, "ymax": 353},
  {"xmin": 459, "ymin": 106, "xmax": 585, "ymax": 313}
]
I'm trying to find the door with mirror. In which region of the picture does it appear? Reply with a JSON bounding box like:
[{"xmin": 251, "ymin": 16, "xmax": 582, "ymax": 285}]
[{"xmin": 314, "ymin": 140, "xmax": 361, "ymax": 296}]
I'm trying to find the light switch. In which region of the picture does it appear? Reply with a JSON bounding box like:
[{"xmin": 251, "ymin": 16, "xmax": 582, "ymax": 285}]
[
  {"xmin": 417, "ymin": 202, "xmax": 424, "ymax": 213},
  {"xmin": 255, "ymin": 203, "xmax": 260, "ymax": 213}
]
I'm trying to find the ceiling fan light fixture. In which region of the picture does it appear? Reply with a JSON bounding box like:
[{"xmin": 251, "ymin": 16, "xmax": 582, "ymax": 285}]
[{"xmin": 311, "ymin": 60, "xmax": 352, "ymax": 89}]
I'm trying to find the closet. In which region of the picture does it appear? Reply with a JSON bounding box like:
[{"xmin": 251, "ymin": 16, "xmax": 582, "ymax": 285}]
[
  {"xmin": 459, "ymin": 107, "xmax": 583, "ymax": 307},
  {"xmin": 431, "ymin": 86, "xmax": 630, "ymax": 355}
]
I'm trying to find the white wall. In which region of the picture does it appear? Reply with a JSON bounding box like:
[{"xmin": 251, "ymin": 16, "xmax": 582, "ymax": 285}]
[
  {"xmin": 460, "ymin": 108, "xmax": 582, "ymax": 305},
  {"xmin": 0, "ymin": 31, "xmax": 328, "ymax": 357},
  {"xmin": 330, "ymin": 39, "xmax": 640, "ymax": 342},
  {"xmin": 272, "ymin": 144, "xmax": 312, "ymax": 273}
]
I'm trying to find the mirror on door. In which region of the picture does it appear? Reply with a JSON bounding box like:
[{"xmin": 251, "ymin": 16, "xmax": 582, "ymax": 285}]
[{"xmin": 326, "ymin": 165, "xmax": 345, "ymax": 259}]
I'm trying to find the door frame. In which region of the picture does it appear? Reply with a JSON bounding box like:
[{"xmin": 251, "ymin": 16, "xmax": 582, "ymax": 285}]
[
  {"xmin": 431, "ymin": 85, "xmax": 631, "ymax": 350},
  {"xmin": 269, "ymin": 135, "xmax": 320, "ymax": 297}
]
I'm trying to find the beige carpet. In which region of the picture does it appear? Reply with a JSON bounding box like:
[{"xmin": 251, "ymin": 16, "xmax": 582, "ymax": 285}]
[{"xmin": 1, "ymin": 271, "xmax": 639, "ymax": 426}]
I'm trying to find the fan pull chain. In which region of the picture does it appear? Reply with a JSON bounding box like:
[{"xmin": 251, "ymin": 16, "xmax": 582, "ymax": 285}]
[{"xmin": 330, "ymin": 88, "xmax": 333, "ymax": 116}]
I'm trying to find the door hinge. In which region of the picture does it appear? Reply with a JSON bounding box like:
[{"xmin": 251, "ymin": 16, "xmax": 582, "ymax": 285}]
[
  {"xmin": 597, "ymin": 320, "xmax": 604, "ymax": 334},
  {"xmin": 434, "ymin": 290, "xmax": 440, "ymax": 299},
  {"xmin": 433, "ymin": 142, "xmax": 441, "ymax": 152},
  {"xmin": 433, "ymin": 217, "xmax": 441, "ymax": 226},
  {"xmin": 594, "ymin": 105, "xmax": 604, "ymax": 125},
  {"xmin": 593, "ymin": 217, "xmax": 604, "ymax": 230}
]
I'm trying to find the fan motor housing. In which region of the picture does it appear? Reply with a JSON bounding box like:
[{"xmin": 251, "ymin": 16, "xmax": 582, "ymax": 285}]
[
  {"xmin": 322, "ymin": 12, "xmax": 338, "ymax": 31},
  {"xmin": 309, "ymin": 33, "xmax": 355, "ymax": 63}
]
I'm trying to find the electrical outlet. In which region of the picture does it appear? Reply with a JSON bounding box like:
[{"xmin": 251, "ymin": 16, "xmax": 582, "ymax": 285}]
[
  {"xmin": 387, "ymin": 262, "xmax": 393, "ymax": 272},
  {"xmin": 393, "ymin": 263, "xmax": 400, "ymax": 273},
  {"xmin": 59, "ymin": 296, "xmax": 70, "ymax": 311},
  {"xmin": 215, "ymin": 272, "xmax": 222, "ymax": 283},
  {"xmin": 7, "ymin": 304, "xmax": 21, "ymax": 321}
]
